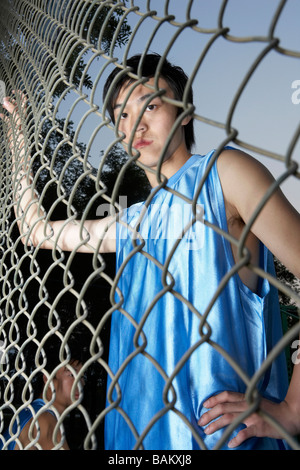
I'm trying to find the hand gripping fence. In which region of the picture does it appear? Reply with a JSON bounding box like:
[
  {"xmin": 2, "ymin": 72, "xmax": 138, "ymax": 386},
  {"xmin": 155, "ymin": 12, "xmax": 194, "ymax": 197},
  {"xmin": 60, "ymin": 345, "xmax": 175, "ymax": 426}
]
[{"xmin": 0, "ymin": 0, "xmax": 299, "ymax": 450}]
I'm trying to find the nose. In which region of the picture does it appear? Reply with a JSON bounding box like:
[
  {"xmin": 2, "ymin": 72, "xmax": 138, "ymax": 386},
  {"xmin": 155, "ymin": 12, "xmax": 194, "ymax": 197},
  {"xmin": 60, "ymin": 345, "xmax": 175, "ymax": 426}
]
[
  {"xmin": 121, "ymin": 112, "xmax": 148, "ymax": 142},
  {"xmin": 131, "ymin": 113, "xmax": 148, "ymax": 144},
  {"xmin": 136, "ymin": 118, "xmax": 146, "ymax": 134}
]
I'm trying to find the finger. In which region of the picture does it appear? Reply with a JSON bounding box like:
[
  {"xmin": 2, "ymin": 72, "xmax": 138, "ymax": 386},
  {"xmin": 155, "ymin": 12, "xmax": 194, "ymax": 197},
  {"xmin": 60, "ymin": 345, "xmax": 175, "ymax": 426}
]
[
  {"xmin": 12, "ymin": 89, "xmax": 28, "ymax": 108},
  {"xmin": 0, "ymin": 112, "xmax": 9, "ymax": 125},
  {"xmin": 199, "ymin": 400, "xmax": 249, "ymax": 426},
  {"xmin": 203, "ymin": 391, "xmax": 245, "ymax": 409},
  {"xmin": 2, "ymin": 97, "xmax": 17, "ymax": 114},
  {"xmin": 3, "ymin": 96, "xmax": 27, "ymax": 127},
  {"xmin": 2, "ymin": 97, "xmax": 24, "ymax": 131},
  {"xmin": 203, "ymin": 412, "xmax": 241, "ymax": 435},
  {"xmin": 227, "ymin": 425, "xmax": 257, "ymax": 448}
]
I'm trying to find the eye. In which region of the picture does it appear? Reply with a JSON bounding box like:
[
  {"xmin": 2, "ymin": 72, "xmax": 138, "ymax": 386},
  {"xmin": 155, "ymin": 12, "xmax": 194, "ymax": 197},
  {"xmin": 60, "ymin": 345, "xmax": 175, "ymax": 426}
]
[
  {"xmin": 120, "ymin": 112, "xmax": 128, "ymax": 120},
  {"xmin": 146, "ymin": 104, "xmax": 157, "ymax": 111}
]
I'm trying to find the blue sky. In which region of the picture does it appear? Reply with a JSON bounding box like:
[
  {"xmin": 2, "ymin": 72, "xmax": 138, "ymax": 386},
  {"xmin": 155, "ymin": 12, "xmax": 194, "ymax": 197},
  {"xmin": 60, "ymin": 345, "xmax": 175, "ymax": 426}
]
[{"xmin": 60, "ymin": 0, "xmax": 300, "ymax": 210}]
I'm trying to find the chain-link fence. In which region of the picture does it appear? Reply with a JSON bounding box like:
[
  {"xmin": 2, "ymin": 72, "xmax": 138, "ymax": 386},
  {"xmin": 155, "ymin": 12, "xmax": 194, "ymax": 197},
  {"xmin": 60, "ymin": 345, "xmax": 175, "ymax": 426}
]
[{"xmin": 0, "ymin": 0, "xmax": 299, "ymax": 450}]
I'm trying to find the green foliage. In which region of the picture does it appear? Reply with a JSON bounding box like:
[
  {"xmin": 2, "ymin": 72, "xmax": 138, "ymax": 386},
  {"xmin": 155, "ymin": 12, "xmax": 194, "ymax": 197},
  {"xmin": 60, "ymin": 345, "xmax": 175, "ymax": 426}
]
[
  {"xmin": 100, "ymin": 144, "xmax": 152, "ymax": 207},
  {"xmin": 52, "ymin": 1, "xmax": 131, "ymax": 97},
  {"xmin": 274, "ymin": 257, "xmax": 300, "ymax": 306},
  {"xmin": 33, "ymin": 117, "xmax": 151, "ymax": 220}
]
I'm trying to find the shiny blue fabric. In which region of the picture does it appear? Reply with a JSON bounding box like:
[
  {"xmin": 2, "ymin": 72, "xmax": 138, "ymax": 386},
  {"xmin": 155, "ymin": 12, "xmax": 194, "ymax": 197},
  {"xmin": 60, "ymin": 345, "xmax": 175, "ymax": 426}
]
[
  {"xmin": 0, "ymin": 399, "xmax": 53, "ymax": 450},
  {"xmin": 105, "ymin": 149, "xmax": 289, "ymax": 450}
]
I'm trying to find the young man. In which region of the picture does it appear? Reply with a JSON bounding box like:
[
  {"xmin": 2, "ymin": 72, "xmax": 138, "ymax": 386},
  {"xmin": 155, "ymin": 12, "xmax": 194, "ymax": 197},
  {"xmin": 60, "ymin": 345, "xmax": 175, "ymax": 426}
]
[
  {"xmin": 1, "ymin": 53, "xmax": 300, "ymax": 450},
  {"xmin": 0, "ymin": 356, "xmax": 85, "ymax": 450}
]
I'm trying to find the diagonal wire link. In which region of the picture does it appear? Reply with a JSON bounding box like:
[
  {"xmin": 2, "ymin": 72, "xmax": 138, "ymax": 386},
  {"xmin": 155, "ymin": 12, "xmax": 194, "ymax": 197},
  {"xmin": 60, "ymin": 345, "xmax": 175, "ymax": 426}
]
[{"xmin": 0, "ymin": 0, "xmax": 299, "ymax": 450}]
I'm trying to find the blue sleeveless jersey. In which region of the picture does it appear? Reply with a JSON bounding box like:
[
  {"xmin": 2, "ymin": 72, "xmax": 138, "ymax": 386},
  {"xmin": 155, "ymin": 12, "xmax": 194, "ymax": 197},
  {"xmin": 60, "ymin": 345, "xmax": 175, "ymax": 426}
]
[
  {"xmin": 105, "ymin": 149, "xmax": 289, "ymax": 450},
  {"xmin": 0, "ymin": 399, "xmax": 53, "ymax": 450}
]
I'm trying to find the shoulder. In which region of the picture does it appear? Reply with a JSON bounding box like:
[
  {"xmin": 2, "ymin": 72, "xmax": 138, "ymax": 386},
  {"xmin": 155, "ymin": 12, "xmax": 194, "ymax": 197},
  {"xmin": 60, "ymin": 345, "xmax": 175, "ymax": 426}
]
[
  {"xmin": 17, "ymin": 409, "xmax": 58, "ymax": 449},
  {"xmin": 38, "ymin": 410, "xmax": 57, "ymax": 426},
  {"xmin": 21, "ymin": 408, "xmax": 57, "ymax": 433},
  {"xmin": 217, "ymin": 148, "xmax": 273, "ymax": 181},
  {"xmin": 216, "ymin": 148, "xmax": 276, "ymax": 217}
]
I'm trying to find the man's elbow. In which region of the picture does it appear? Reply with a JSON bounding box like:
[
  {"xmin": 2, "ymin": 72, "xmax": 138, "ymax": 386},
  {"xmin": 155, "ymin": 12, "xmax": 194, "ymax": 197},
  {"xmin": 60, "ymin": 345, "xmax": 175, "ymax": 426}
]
[{"xmin": 17, "ymin": 220, "xmax": 53, "ymax": 250}]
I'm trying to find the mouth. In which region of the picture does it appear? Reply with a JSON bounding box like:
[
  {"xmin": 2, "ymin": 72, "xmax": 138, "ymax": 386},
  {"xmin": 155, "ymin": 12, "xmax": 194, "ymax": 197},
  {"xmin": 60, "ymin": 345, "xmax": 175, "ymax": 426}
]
[{"xmin": 133, "ymin": 139, "xmax": 153, "ymax": 149}]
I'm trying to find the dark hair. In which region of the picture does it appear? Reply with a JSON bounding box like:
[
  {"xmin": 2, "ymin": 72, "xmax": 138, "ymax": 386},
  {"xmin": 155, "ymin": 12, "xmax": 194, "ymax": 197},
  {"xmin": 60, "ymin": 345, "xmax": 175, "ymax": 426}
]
[
  {"xmin": 103, "ymin": 53, "xmax": 195, "ymax": 152},
  {"xmin": 31, "ymin": 335, "xmax": 88, "ymax": 399}
]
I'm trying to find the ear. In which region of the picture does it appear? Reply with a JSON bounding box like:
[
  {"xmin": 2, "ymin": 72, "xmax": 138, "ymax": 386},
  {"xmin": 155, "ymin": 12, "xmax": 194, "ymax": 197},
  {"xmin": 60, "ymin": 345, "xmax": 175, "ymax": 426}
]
[{"xmin": 181, "ymin": 114, "xmax": 192, "ymax": 126}]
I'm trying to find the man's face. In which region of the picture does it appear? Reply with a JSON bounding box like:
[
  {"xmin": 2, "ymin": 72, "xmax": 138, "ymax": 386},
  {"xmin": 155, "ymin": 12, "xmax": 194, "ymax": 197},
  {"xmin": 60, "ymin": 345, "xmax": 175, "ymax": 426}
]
[
  {"xmin": 49, "ymin": 360, "xmax": 85, "ymax": 409},
  {"xmin": 113, "ymin": 77, "xmax": 188, "ymax": 172}
]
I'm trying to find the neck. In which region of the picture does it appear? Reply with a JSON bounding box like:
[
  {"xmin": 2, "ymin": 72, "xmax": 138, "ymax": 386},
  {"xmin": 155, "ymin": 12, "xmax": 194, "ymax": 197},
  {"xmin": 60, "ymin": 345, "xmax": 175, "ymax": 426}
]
[
  {"xmin": 39, "ymin": 392, "xmax": 66, "ymax": 415},
  {"xmin": 146, "ymin": 150, "xmax": 192, "ymax": 188}
]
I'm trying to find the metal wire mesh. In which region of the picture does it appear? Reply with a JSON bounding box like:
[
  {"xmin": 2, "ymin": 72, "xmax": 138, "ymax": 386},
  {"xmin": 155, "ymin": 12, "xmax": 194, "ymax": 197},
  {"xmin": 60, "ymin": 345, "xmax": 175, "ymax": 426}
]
[{"xmin": 0, "ymin": 0, "xmax": 299, "ymax": 450}]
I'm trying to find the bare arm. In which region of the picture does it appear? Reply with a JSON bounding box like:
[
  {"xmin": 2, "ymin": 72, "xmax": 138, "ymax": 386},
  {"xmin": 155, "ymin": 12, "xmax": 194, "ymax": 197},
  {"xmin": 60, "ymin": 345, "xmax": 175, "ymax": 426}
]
[
  {"xmin": 1, "ymin": 95, "xmax": 116, "ymax": 254},
  {"xmin": 199, "ymin": 148, "xmax": 300, "ymax": 446},
  {"xmin": 17, "ymin": 412, "xmax": 70, "ymax": 450},
  {"xmin": 217, "ymin": 148, "xmax": 300, "ymax": 278}
]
